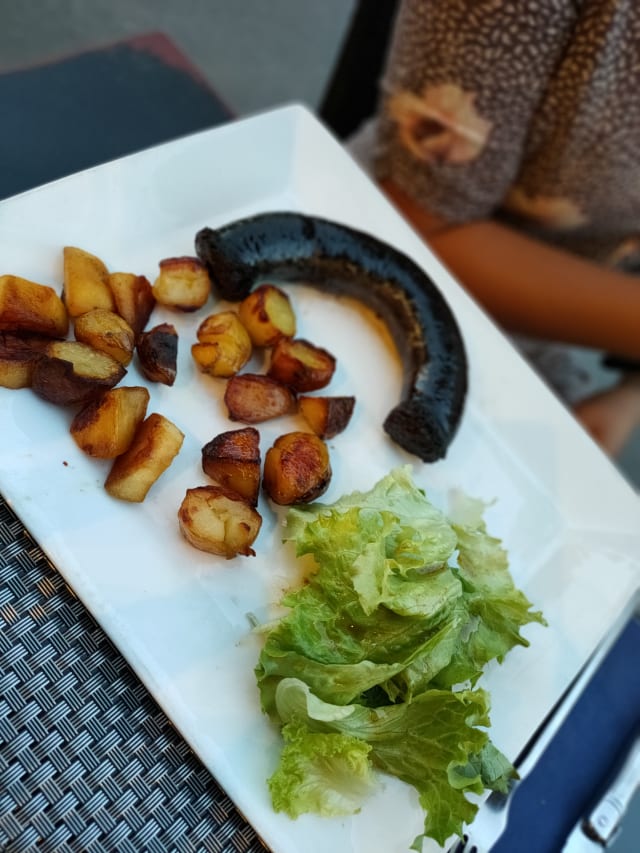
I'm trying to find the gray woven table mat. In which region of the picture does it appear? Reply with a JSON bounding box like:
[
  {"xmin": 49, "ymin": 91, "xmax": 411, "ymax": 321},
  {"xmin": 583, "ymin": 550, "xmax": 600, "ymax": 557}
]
[{"xmin": 0, "ymin": 495, "xmax": 269, "ymax": 853}]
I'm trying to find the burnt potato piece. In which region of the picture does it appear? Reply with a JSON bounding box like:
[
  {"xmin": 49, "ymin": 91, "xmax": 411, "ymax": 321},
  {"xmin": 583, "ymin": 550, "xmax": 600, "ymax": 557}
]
[
  {"xmin": 70, "ymin": 386, "xmax": 150, "ymax": 458},
  {"xmin": 237, "ymin": 283, "xmax": 296, "ymax": 346},
  {"xmin": 267, "ymin": 337, "xmax": 336, "ymax": 392},
  {"xmin": 178, "ymin": 485, "xmax": 262, "ymax": 558},
  {"xmin": 299, "ymin": 395, "xmax": 355, "ymax": 439},
  {"xmin": 0, "ymin": 275, "xmax": 69, "ymax": 338},
  {"xmin": 137, "ymin": 323, "xmax": 178, "ymax": 385},
  {"xmin": 31, "ymin": 340, "xmax": 126, "ymax": 406},
  {"xmin": 224, "ymin": 373, "xmax": 296, "ymax": 423},
  {"xmin": 263, "ymin": 431, "xmax": 331, "ymax": 506},
  {"xmin": 0, "ymin": 332, "xmax": 52, "ymax": 389},
  {"xmin": 195, "ymin": 212, "xmax": 468, "ymax": 462},
  {"xmin": 108, "ymin": 272, "xmax": 156, "ymax": 339},
  {"xmin": 201, "ymin": 427, "xmax": 261, "ymax": 505}
]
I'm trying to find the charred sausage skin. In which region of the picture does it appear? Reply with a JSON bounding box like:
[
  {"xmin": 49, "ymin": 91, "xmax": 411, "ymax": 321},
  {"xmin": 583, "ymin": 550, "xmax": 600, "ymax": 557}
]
[{"xmin": 195, "ymin": 212, "xmax": 467, "ymax": 462}]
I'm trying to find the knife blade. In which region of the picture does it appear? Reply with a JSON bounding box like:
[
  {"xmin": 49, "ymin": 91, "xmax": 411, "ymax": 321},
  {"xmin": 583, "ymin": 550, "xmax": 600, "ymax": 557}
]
[{"xmin": 562, "ymin": 731, "xmax": 640, "ymax": 852}]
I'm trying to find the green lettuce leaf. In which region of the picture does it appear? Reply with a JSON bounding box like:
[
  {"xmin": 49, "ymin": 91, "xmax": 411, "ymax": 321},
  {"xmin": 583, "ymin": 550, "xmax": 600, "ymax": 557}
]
[
  {"xmin": 255, "ymin": 467, "xmax": 543, "ymax": 849},
  {"xmin": 273, "ymin": 677, "xmax": 505, "ymax": 847},
  {"xmin": 285, "ymin": 466, "xmax": 458, "ymax": 616},
  {"xmin": 269, "ymin": 719, "xmax": 377, "ymax": 818},
  {"xmin": 433, "ymin": 493, "xmax": 547, "ymax": 688}
]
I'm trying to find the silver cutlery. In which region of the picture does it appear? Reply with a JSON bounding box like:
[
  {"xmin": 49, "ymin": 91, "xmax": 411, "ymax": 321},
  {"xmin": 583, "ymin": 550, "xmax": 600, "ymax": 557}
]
[
  {"xmin": 447, "ymin": 789, "xmax": 512, "ymax": 853},
  {"xmin": 447, "ymin": 600, "xmax": 639, "ymax": 853},
  {"xmin": 561, "ymin": 730, "xmax": 640, "ymax": 852}
]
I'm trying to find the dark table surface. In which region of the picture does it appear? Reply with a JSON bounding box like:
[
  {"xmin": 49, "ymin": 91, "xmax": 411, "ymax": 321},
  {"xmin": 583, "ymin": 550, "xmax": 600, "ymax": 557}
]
[{"xmin": 1, "ymin": 32, "xmax": 638, "ymax": 853}]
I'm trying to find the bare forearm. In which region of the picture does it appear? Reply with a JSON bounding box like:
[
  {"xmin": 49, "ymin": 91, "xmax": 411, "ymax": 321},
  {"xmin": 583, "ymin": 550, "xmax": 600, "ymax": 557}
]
[
  {"xmin": 432, "ymin": 221, "xmax": 640, "ymax": 358},
  {"xmin": 381, "ymin": 180, "xmax": 640, "ymax": 359}
]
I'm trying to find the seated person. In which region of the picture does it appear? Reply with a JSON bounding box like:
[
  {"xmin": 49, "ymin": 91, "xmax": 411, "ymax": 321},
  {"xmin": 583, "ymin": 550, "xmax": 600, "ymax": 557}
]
[{"xmin": 350, "ymin": 0, "xmax": 640, "ymax": 458}]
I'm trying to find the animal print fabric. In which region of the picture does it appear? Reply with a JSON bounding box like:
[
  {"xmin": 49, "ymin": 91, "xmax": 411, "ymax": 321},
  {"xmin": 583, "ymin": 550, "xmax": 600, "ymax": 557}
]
[{"xmin": 373, "ymin": 0, "xmax": 640, "ymax": 268}]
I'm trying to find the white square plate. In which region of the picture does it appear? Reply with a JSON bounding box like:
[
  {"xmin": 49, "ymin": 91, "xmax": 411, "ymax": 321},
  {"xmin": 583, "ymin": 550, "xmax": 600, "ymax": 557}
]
[{"xmin": 1, "ymin": 105, "xmax": 638, "ymax": 853}]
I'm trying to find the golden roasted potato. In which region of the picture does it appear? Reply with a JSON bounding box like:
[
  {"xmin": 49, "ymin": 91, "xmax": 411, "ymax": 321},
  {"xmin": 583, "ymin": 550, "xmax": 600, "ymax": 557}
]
[
  {"xmin": 263, "ymin": 431, "xmax": 331, "ymax": 505},
  {"xmin": 267, "ymin": 337, "xmax": 336, "ymax": 392},
  {"xmin": 0, "ymin": 332, "xmax": 51, "ymax": 389},
  {"xmin": 237, "ymin": 283, "xmax": 296, "ymax": 347},
  {"xmin": 153, "ymin": 256, "xmax": 210, "ymax": 311},
  {"xmin": 108, "ymin": 272, "xmax": 156, "ymax": 339},
  {"xmin": 192, "ymin": 310, "xmax": 252, "ymax": 377},
  {"xmin": 197, "ymin": 310, "xmax": 251, "ymax": 345},
  {"xmin": 0, "ymin": 275, "xmax": 69, "ymax": 338},
  {"xmin": 31, "ymin": 340, "xmax": 127, "ymax": 406},
  {"xmin": 178, "ymin": 485, "xmax": 262, "ymax": 557},
  {"xmin": 137, "ymin": 323, "xmax": 178, "ymax": 386},
  {"xmin": 104, "ymin": 412, "xmax": 184, "ymax": 502},
  {"xmin": 74, "ymin": 308, "xmax": 136, "ymax": 366},
  {"xmin": 224, "ymin": 373, "xmax": 296, "ymax": 423},
  {"xmin": 201, "ymin": 427, "xmax": 261, "ymax": 505},
  {"xmin": 299, "ymin": 395, "xmax": 355, "ymax": 439},
  {"xmin": 70, "ymin": 386, "xmax": 150, "ymax": 458},
  {"xmin": 63, "ymin": 246, "xmax": 115, "ymax": 318}
]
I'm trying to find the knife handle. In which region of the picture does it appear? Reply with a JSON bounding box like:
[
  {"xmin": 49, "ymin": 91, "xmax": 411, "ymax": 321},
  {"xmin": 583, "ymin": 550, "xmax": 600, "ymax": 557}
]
[{"xmin": 584, "ymin": 733, "xmax": 640, "ymax": 845}]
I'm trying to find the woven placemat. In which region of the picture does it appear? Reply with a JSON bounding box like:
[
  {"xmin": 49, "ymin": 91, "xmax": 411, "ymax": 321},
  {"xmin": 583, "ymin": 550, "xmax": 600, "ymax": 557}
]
[{"xmin": 0, "ymin": 495, "xmax": 268, "ymax": 853}]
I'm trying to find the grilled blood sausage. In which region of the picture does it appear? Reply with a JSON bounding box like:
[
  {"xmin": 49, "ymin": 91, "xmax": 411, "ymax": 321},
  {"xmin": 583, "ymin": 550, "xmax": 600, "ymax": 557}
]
[{"xmin": 195, "ymin": 212, "xmax": 467, "ymax": 462}]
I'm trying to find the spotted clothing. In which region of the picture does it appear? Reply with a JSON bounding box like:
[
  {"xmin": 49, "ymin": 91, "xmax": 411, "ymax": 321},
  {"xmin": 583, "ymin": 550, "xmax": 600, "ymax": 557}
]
[{"xmin": 373, "ymin": 0, "xmax": 640, "ymax": 269}]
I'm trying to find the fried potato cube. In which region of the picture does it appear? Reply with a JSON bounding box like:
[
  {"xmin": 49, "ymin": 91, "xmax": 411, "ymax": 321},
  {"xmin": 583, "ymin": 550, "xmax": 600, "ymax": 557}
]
[
  {"xmin": 237, "ymin": 283, "xmax": 296, "ymax": 347},
  {"xmin": 31, "ymin": 340, "xmax": 127, "ymax": 406},
  {"xmin": 70, "ymin": 386, "xmax": 150, "ymax": 458},
  {"xmin": 74, "ymin": 308, "xmax": 136, "ymax": 366},
  {"xmin": 192, "ymin": 310, "xmax": 252, "ymax": 377},
  {"xmin": 267, "ymin": 337, "xmax": 336, "ymax": 392},
  {"xmin": 63, "ymin": 246, "xmax": 115, "ymax": 318},
  {"xmin": 0, "ymin": 275, "xmax": 69, "ymax": 337},
  {"xmin": 137, "ymin": 323, "xmax": 178, "ymax": 386},
  {"xmin": 104, "ymin": 412, "xmax": 184, "ymax": 502},
  {"xmin": 0, "ymin": 332, "xmax": 51, "ymax": 389},
  {"xmin": 299, "ymin": 395, "xmax": 355, "ymax": 439},
  {"xmin": 224, "ymin": 373, "xmax": 296, "ymax": 423},
  {"xmin": 263, "ymin": 431, "xmax": 331, "ymax": 506},
  {"xmin": 153, "ymin": 256, "xmax": 210, "ymax": 311},
  {"xmin": 201, "ymin": 427, "xmax": 261, "ymax": 505},
  {"xmin": 108, "ymin": 272, "xmax": 156, "ymax": 339},
  {"xmin": 178, "ymin": 485, "xmax": 262, "ymax": 558}
]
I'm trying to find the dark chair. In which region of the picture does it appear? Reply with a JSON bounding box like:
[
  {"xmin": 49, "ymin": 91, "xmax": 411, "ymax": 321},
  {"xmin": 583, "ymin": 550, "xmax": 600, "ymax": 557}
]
[
  {"xmin": 318, "ymin": 0, "xmax": 400, "ymax": 139},
  {"xmin": 0, "ymin": 33, "xmax": 233, "ymax": 200}
]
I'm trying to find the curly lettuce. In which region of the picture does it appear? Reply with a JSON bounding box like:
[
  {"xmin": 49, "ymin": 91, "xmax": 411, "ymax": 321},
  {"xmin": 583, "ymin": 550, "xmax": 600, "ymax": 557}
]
[{"xmin": 255, "ymin": 467, "xmax": 545, "ymax": 848}]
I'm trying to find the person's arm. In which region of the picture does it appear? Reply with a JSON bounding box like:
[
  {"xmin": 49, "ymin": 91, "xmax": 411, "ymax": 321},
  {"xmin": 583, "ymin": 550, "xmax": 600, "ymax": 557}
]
[
  {"xmin": 573, "ymin": 374, "xmax": 640, "ymax": 455},
  {"xmin": 381, "ymin": 178, "xmax": 640, "ymax": 361}
]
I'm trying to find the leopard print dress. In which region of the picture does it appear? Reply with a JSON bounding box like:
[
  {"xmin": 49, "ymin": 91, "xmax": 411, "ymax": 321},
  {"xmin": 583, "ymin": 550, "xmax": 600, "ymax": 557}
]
[
  {"xmin": 365, "ymin": 0, "xmax": 640, "ymax": 399},
  {"xmin": 373, "ymin": 0, "xmax": 640, "ymax": 269}
]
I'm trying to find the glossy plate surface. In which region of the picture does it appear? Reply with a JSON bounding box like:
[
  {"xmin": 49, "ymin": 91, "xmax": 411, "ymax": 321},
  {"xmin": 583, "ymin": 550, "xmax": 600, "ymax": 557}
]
[{"xmin": 0, "ymin": 105, "xmax": 638, "ymax": 853}]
